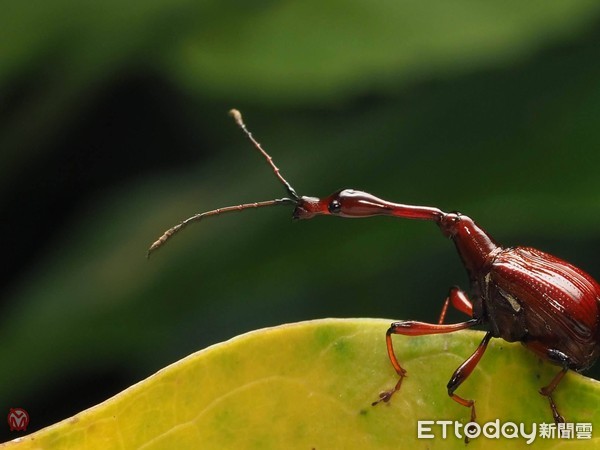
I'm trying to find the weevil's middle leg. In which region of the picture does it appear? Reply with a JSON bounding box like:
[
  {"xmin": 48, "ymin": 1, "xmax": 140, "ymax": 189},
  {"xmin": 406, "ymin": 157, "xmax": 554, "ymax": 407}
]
[{"xmin": 447, "ymin": 332, "xmax": 492, "ymax": 423}]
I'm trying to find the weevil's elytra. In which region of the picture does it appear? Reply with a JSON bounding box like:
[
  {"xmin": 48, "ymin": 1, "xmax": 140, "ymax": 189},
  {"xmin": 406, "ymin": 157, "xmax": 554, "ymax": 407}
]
[
  {"xmin": 148, "ymin": 109, "xmax": 600, "ymax": 431},
  {"xmin": 487, "ymin": 247, "xmax": 600, "ymax": 369}
]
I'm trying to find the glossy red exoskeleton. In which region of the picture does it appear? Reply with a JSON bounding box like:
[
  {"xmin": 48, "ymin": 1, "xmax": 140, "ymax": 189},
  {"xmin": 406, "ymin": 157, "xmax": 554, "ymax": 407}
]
[{"xmin": 149, "ymin": 110, "xmax": 600, "ymax": 426}]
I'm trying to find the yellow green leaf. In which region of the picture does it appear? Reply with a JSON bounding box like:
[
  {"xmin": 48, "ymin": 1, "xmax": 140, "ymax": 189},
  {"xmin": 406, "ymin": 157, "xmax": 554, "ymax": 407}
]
[{"xmin": 3, "ymin": 319, "xmax": 599, "ymax": 449}]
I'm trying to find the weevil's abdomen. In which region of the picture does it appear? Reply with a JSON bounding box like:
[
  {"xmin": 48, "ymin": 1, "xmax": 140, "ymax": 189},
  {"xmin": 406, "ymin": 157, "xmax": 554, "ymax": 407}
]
[{"xmin": 483, "ymin": 247, "xmax": 600, "ymax": 370}]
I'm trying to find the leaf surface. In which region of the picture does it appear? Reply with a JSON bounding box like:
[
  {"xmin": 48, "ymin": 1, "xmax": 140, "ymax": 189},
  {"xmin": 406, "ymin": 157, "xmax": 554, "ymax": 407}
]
[{"xmin": 3, "ymin": 319, "xmax": 598, "ymax": 449}]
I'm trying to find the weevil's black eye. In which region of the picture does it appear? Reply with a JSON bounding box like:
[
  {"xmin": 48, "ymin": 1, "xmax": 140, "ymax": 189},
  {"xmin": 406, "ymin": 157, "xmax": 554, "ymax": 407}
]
[{"xmin": 328, "ymin": 199, "xmax": 342, "ymax": 214}]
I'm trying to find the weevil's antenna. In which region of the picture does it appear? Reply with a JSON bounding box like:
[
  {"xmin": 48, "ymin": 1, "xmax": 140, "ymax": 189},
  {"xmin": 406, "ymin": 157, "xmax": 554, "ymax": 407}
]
[
  {"xmin": 146, "ymin": 109, "xmax": 299, "ymax": 258},
  {"xmin": 228, "ymin": 109, "xmax": 299, "ymax": 200},
  {"xmin": 146, "ymin": 197, "xmax": 295, "ymax": 258}
]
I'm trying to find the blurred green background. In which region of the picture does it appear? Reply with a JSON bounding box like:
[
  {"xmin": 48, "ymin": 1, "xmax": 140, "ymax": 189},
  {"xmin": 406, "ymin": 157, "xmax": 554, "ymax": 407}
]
[{"xmin": 2, "ymin": 0, "xmax": 600, "ymax": 441}]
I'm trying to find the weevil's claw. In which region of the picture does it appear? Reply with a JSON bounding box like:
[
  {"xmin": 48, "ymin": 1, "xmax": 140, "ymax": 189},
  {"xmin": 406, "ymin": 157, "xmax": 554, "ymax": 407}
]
[
  {"xmin": 371, "ymin": 373, "xmax": 406, "ymax": 406},
  {"xmin": 371, "ymin": 390, "xmax": 393, "ymax": 406}
]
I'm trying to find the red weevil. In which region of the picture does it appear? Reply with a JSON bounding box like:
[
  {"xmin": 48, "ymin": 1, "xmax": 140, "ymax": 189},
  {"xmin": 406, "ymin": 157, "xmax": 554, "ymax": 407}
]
[{"xmin": 149, "ymin": 110, "xmax": 600, "ymax": 425}]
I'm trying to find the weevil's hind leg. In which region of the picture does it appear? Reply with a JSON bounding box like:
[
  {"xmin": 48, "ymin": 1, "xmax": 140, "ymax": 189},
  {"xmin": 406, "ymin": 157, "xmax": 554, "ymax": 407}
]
[
  {"xmin": 538, "ymin": 349, "xmax": 571, "ymax": 424},
  {"xmin": 447, "ymin": 331, "xmax": 492, "ymax": 428},
  {"xmin": 540, "ymin": 368, "xmax": 568, "ymax": 424},
  {"xmin": 372, "ymin": 317, "xmax": 480, "ymax": 406},
  {"xmin": 438, "ymin": 286, "xmax": 474, "ymax": 324}
]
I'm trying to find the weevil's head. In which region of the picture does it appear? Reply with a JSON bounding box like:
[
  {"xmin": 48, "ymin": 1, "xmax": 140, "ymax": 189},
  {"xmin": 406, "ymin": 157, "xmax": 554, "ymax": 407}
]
[{"xmin": 292, "ymin": 189, "xmax": 395, "ymax": 220}]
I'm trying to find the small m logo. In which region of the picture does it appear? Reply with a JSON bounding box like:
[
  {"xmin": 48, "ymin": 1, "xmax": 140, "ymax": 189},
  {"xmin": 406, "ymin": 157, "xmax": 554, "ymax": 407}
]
[{"xmin": 8, "ymin": 408, "xmax": 29, "ymax": 432}]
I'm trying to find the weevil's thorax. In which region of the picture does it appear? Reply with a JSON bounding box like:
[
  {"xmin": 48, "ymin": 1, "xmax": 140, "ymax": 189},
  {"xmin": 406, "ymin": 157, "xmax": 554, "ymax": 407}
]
[
  {"xmin": 437, "ymin": 213, "xmax": 500, "ymax": 324},
  {"xmin": 439, "ymin": 213, "xmax": 499, "ymax": 283}
]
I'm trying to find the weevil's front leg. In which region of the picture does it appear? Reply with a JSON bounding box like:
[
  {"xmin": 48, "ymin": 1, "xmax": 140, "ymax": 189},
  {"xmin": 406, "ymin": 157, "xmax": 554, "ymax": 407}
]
[
  {"xmin": 438, "ymin": 286, "xmax": 474, "ymax": 324},
  {"xmin": 372, "ymin": 317, "xmax": 480, "ymax": 406}
]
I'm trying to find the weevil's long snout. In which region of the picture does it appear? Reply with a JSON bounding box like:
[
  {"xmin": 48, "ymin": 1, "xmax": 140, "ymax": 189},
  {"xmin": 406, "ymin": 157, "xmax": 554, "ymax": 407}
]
[
  {"xmin": 293, "ymin": 189, "xmax": 400, "ymax": 220},
  {"xmin": 293, "ymin": 189, "xmax": 446, "ymax": 221},
  {"xmin": 292, "ymin": 196, "xmax": 324, "ymax": 220}
]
